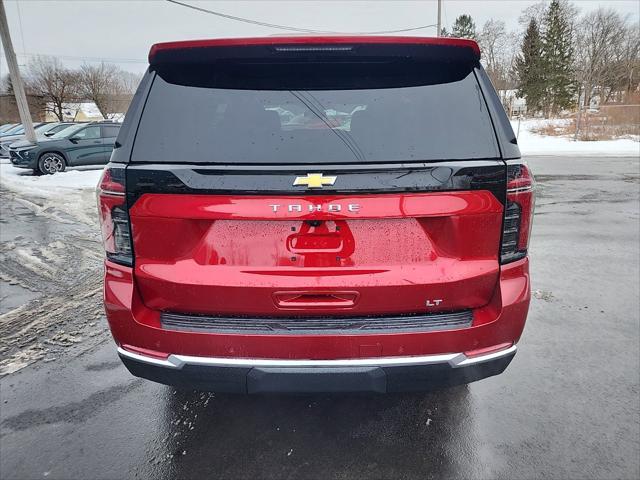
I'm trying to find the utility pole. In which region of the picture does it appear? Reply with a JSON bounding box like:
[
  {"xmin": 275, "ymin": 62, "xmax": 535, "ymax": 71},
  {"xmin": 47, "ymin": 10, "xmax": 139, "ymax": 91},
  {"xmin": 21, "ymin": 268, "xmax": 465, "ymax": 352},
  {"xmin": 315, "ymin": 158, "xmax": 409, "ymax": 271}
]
[
  {"xmin": 0, "ymin": 0, "xmax": 36, "ymax": 143},
  {"xmin": 437, "ymin": 0, "xmax": 442, "ymax": 37}
]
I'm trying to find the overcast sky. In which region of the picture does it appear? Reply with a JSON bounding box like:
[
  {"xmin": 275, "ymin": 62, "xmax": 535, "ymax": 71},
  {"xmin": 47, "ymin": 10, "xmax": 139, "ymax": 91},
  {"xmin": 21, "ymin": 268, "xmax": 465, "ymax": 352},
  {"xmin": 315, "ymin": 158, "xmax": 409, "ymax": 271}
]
[{"xmin": 1, "ymin": 0, "xmax": 639, "ymax": 74}]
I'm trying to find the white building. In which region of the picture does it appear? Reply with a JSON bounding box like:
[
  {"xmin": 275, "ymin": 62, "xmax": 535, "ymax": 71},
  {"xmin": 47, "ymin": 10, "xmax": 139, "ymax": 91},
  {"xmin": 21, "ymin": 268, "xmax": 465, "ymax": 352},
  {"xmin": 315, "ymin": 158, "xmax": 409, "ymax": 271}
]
[{"xmin": 45, "ymin": 102, "xmax": 104, "ymax": 122}]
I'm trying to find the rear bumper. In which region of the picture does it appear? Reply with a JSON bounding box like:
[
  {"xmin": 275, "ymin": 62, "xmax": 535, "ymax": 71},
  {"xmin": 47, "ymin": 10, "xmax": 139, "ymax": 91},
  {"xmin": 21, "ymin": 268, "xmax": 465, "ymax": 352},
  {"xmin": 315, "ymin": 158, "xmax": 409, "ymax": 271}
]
[
  {"xmin": 118, "ymin": 344, "xmax": 516, "ymax": 393},
  {"xmin": 104, "ymin": 257, "xmax": 530, "ymax": 391}
]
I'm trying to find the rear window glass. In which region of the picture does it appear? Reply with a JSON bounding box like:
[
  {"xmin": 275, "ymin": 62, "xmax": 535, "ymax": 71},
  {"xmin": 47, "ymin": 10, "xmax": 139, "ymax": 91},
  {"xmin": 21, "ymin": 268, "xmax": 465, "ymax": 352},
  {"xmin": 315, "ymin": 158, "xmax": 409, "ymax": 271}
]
[
  {"xmin": 47, "ymin": 124, "xmax": 70, "ymax": 134},
  {"xmin": 131, "ymin": 65, "xmax": 499, "ymax": 164}
]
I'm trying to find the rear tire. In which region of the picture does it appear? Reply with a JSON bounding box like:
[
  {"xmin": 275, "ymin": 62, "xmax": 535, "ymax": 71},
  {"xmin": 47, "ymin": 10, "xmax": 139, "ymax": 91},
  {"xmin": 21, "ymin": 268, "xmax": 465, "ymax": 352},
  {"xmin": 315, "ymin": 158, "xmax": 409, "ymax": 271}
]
[{"xmin": 37, "ymin": 152, "xmax": 66, "ymax": 175}]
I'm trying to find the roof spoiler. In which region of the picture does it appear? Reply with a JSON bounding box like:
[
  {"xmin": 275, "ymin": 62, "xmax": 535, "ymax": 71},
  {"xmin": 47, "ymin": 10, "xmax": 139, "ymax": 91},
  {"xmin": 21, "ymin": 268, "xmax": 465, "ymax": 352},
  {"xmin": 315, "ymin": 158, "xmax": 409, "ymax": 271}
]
[{"xmin": 148, "ymin": 36, "xmax": 481, "ymax": 65}]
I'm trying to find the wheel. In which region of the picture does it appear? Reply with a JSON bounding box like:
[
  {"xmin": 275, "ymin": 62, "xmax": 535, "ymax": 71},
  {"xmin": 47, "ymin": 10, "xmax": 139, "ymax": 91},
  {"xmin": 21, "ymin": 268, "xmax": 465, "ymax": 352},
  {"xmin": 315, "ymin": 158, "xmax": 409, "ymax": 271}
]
[{"xmin": 37, "ymin": 152, "xmax": 66, "ymax": 175}]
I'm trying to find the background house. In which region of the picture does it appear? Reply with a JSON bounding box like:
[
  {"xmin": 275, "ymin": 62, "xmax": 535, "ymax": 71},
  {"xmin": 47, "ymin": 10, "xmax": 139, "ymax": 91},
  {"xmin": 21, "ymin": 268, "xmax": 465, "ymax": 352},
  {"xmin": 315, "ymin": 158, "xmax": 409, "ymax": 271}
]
[{"xmin": 499, "ymin": 89, "xmax": 527, "ymax": 116}]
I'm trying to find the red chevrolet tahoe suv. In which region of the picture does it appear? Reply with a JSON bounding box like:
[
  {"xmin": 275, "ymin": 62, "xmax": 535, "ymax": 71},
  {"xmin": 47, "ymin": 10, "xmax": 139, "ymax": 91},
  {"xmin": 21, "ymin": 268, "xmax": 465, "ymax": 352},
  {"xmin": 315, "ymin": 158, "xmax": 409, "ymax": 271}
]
[{"xmin": 97, "ymin": 37, "xmax": 534, "ymax": 393}]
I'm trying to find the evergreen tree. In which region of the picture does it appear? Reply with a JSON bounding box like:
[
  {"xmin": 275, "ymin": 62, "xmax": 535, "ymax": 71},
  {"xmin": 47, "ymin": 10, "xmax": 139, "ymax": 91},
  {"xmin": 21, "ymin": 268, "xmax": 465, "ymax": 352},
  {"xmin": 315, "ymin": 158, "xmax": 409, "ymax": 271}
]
[
  {"xmin": 516, "ymin": 18, "xmax": 545, "ymax": 114},
  {"xmin": 452, "ymin": 15, "xmax": 476, "ymax": 39},
  {"xmin": 440, "ymin": 27, "xmax": 450, "ymax": 37},
  {"xmin": 541, "ymin": 0, "xmax": 576, "ymax": 115}
]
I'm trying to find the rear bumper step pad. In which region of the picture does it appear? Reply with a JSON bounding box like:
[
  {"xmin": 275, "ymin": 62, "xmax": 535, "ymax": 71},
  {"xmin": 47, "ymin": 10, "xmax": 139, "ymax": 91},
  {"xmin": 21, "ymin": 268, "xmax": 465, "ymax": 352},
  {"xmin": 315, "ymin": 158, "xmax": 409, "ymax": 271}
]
[{"xmin": 160, "ymin": 310, "xmax": 473, "ymax": 334}]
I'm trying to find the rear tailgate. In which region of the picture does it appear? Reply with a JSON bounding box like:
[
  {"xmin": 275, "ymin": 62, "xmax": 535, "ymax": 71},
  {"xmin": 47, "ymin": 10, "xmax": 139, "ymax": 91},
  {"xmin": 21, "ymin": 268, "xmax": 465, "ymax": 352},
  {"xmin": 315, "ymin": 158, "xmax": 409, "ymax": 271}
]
[
  {"xmin": 122, "ymin": 37, "xmax": 508, "ymax": 319},
  {"xmin": 127, "ymin": 164, "xmax": 505, "ymax": 317}
]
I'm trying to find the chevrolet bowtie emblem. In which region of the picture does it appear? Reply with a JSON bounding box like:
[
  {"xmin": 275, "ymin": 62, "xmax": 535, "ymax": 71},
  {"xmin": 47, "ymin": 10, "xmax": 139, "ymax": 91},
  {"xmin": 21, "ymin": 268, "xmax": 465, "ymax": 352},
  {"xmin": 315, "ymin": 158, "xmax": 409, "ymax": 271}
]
[{"xmin": 293, "ymin": 173, "xmax": 337, "ymax": 189}]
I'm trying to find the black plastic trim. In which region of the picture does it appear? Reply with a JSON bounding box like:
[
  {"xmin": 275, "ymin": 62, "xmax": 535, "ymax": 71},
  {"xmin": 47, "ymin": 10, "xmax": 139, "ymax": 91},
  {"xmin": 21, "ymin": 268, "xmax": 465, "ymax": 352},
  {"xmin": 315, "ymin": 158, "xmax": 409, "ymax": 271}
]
[
  {"xmin": 160, "ymin": 310, "xmax": 473, "ymax": 335},
  {"xmin": 475, "ymin": 67, "xmax": 521, "ymax": 160},
  {"xmin": 150, "ymin": 43, "xmax": 480, "ymax": 69},
  {"xmin": 110, "ymin": 69, "xmax": 154, "ymax": 164},
  {"xmin": 125, "ymin": 160, "xmax": 507, "ymax": 206}
]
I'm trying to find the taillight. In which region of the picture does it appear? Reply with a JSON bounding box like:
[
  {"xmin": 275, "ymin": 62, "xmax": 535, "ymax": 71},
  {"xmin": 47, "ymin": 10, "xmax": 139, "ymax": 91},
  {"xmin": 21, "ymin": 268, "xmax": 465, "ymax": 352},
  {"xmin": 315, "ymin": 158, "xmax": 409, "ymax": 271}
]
[
  {"xmin": 97, "ymin": 165, "xmax": 133, "ymax": 266},
  {"xmin": 501, "ymin": 162, "xmax": 535, "ymax": 264}
]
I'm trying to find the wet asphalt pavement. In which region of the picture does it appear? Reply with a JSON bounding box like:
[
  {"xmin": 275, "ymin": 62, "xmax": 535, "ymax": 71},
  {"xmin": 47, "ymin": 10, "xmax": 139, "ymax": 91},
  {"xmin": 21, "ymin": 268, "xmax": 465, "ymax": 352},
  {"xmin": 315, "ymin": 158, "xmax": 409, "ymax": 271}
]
[{"xmin": 1, "ymin": 156, "xmax": 639, "ymax": 480}]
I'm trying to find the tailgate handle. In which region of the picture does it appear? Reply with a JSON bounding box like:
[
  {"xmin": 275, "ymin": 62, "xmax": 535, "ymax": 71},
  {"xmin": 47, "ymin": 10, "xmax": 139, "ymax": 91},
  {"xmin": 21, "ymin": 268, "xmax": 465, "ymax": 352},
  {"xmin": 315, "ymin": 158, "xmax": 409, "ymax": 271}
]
[{"xmin": 273, "ymin": 291, "xmax": 359, "ymax": 309}]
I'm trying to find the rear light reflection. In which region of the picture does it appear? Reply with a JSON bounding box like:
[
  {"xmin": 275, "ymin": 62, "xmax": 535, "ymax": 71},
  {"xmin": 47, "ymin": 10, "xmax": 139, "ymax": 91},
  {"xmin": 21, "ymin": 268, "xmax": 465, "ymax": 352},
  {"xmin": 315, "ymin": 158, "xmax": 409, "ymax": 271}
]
[
  {"xmin": 501, "ymin": 162, "xmax": 535, "ymax": 264},
  {"xmin": 464, "ymin": 342, "xmax": 513, "ymax": 358},
  {"xmin": 121, "ymin": 344, "xmax": 169, "ymax": 360},
  {"xmin": 97, "ymin": 166, "xmax": 133, "ymax": 266}
]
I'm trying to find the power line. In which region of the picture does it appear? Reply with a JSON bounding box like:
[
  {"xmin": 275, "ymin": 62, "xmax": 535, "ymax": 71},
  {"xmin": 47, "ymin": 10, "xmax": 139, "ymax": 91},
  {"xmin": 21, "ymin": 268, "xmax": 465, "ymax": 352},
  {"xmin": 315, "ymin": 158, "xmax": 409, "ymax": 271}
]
[
  {"xmin": 166, "ymin": 0, "xmax": 437, "ymax": 35},
  {"xmin": 1, "ymin": 52, "xmax": 147, "ymax": 64},
  {"xmin": 1, "ymin": 1, "xmax": 438, "ymax": 71}
]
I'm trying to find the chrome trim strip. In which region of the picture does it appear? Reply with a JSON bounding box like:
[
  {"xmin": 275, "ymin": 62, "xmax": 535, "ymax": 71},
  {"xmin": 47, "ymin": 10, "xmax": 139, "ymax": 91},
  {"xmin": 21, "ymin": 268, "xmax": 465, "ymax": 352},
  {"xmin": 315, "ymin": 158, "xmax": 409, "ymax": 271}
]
[
  {"xmin": 452, "ymin": 344, "xmax": 517, "ymax": 367},
  {"xmin": 117, "ymin": 344, "xmax": 516, "ymax": 370},
  {"xmin": 99, "ymin": 189, "xmax": 125, "ymax": 197},
  {"xmin": 116, "ymin": 348, "xmax": 181, "ymax": 369},
  {"xmin": 507, "ymin": 186, "xmax": 533, "ymax": 194}
]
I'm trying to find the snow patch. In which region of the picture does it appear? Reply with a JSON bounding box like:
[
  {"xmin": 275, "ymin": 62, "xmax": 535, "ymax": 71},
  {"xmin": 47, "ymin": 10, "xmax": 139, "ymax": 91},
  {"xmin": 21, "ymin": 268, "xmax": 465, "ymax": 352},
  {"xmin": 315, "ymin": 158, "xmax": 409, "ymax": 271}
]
[
  {"xmin": 512, "ymin": 119, "xmax": 640, "ymax": 157},
  {"xmin": 0, "ymin": 161, "xmax": 103, "ymax": 196},
  {"xmin": 0, "ymin": 161, "xmax": 103, "ymax": 224}
]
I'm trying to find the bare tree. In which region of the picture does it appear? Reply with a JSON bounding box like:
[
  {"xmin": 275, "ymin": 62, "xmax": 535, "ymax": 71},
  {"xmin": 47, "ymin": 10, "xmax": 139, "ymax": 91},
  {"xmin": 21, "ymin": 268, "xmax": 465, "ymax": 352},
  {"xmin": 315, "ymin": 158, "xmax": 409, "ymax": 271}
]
[
  {"xmin": 478, "ymin": 20, "xmax": 519, "ymax": 93},
  {"xmin": 118, "ymin": 70, "xmax": 142, "ymax": 95},
  {"xmin": 479, "ymin": 20, "xmax": 507, "ymax": 79},
  {"xmin": 519, "ymin": 1, "xmax": 547, "ymax": 30},
  {"xmin": 78, "ymin": 64, "xmax": 142, "ymax": 118},
  {"xmin": 576, "ymin": 9, "xmax": 639, "ymax": 106},
  {"xmin": 26, "ymin": 56, "xmax": 80, "ymax": 121},
  {"xmin": 608, "ymin": 19, "xmax": 640, "ymax": 101},
  {"xmin": 576, "ymin": 9, "xmax": 622, "ymax": 106},
  {"xmin": 79, "ymin": 62, "xmax": 123, "ymax": 118}
]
